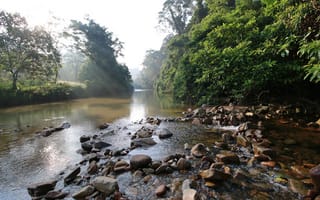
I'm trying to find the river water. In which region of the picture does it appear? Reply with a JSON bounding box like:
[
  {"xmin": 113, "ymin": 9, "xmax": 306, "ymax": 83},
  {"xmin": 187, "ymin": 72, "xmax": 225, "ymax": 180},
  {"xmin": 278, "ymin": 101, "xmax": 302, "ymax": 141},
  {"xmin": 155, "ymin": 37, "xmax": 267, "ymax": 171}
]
[
  {"xmin": 0, "ymin": 90, "xmax": 319, "ymax": 200},
  {"xmin": 0, "ymin": 90, "xmax": 184, "ymax": 200}
]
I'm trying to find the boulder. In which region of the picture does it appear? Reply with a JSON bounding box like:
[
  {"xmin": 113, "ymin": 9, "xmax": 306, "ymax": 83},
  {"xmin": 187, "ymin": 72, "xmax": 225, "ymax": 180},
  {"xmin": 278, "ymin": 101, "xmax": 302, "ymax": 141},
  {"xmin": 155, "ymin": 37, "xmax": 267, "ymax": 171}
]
[
  {"xmin": 216, "ymin": 151, "xmax": 240, "ymax": 165},
  {"xmin": 114, "ymin": 160, "xmax": 130, "ymax": 173},
  {"xmin": 183, "ymin": 189, "xmax": 197, "ymax": 200},
  {"xmin": 155, "ymin": 184, "xmax": 167, "ymax": 197},
  {"xmin": 156, "ymin": 128, "xmax": 173, "ymax": 139},
  {"xmin": 177, "ymin": 158, "xmax": 192, "ymax": 170},
  {"xmin": 130, "ymin": 154, "xmax": 152, "ymax": 169},
  {"xmin": 91, "ymin": 176, "xmax": 118, "ymax": 195},
  {"xmin": 80, "ymin": 135, "xmax": 91, "ymax": 143},
  {"xmin": 72, "ymin": 185, "xmax": 95, "ymax": 199},
  {"xmin": 27, "ymin": 180, "xmax": 57, "ymax": 197},
  {"xmin": 81, "ymin": 142, "xmax": 93, "ymax": 152},
  {"xmin": 199, "ymin": 168, "xmax": 231, "ymax": 181},
  {"xmin": 64, "ymin": 166, "xmax": 81, "ymax": 184},
  {"xmin": 191, "ymin": 143, "xmax": 207, "ymax": 158},
  {"xmin": 131, "ymin": 138, "xmax": 156, "ymax": 147},
  {"xmin": 94, "ymin": 141, "xmax": 111, "ymax": 149}
]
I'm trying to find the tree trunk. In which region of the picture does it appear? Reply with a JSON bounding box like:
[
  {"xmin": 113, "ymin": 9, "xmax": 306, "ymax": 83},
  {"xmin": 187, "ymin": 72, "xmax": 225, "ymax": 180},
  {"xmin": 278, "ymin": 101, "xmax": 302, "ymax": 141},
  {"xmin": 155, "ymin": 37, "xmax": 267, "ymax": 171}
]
[{"xmin": 12, "ymin": 72, "xmax": 18, "ymax": 90}]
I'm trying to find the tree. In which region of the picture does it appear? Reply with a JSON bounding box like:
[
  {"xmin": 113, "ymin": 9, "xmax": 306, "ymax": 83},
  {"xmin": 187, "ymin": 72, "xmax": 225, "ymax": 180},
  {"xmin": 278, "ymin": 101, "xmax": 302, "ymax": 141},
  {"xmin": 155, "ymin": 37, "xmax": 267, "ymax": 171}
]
[
  {"xmin": 0, "ymin": 11, "xmax": 61, "ymax": 89},
  {"xmin": 69, "ymin": 18, "xmax": 132, "ymax": 96},
  {"xmin": 158, "ymin": 0, "xmax": 195, "ymax": 34}
]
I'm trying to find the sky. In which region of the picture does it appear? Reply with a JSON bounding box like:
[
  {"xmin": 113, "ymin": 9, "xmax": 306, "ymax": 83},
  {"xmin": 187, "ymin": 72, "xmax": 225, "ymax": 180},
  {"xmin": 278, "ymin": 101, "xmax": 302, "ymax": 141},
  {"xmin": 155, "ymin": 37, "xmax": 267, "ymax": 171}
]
[{"xmin": 1, "ymin": 0, "xmax": 166, "ymax": 70}]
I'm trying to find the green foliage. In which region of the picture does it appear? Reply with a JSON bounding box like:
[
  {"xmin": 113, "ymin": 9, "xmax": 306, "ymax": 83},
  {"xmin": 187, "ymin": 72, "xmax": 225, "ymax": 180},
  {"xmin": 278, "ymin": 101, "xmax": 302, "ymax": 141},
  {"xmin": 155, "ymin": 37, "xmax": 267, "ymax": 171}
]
[
  {"xmin": 0, "ymin": 10, "xmax": 61, "ymax": 89},
  {"xmin": 157, "ymin": 0, "xmax": 320, "ymax": 104},
  {"xmin": 69, "ymin": 18, "xmax": 133, "ymax": 96}
]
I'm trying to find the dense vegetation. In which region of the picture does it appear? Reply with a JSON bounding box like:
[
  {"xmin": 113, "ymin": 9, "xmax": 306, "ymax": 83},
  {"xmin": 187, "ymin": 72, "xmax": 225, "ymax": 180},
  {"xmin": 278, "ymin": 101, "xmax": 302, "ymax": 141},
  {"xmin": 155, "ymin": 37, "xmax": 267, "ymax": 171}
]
[
  {"xmin": 0, "ymin": 11, "xmax": 132, "ymax": 107},
  {"xmin": 154, "ymin": 0, "xmax": 320, "ymax": 105}
]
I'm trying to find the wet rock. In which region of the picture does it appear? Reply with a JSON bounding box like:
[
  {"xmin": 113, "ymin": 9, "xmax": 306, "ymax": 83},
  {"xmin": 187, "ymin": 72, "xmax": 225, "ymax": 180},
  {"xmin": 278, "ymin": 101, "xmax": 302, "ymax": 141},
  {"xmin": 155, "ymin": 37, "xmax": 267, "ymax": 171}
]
[
  {"xmin": 183, "ymin": 189, "xmax": 197, "ymax": 200},
  {"xmin": 81, "ymin": 142, "xmax": 93, "ymax": 152},
  {"xmin": 130, "ymin": 154, "xmax": 152, "ymax": 169},
  {"xmin": 87, "ymin": 160, "xmax": 98, "ymax": 175},
  {"xmin": 177, "ymin": 158, "xmax": 192, "ymax": 170},
  {"xmin": 261, "ymin": 161, "xmax": 276, "ymax": 168},
  {"xmin": 91, "ymin": 176, "xmax": 118, "ymax": 195},
  {"xmin": 200, "ymin": 168, "xmax": 231, "ymax": 181},
  {"xmin": 184, "ymin": 143, "xmax": 191, "ymax": 150},
  {"xmin": 64, "ymin": 166, "xmax": 81, "ymax": 184},
  {"xmin": 291, "ymin": 165, "xmax": 310, "ymax": 178},
  {"xmin": 155, "ymin": 184, "xmax": 167, "ymax": 197},
  {"xmin": 191, "ymin": 143, "xmax": 207, "ymax": 158},
  {"xmin": 114, "ymin": 160, "xmax": 130, "ymax": 173},
  {"xmin": 45, "ymin": 190, "xmax": 68, "ymax": 200},
  {"xmin": 155, "ymin": 163, "xmax": 172, "ymax": 174},
  {"xmin": 310, "ymin": 164, "xmax": 320, "ymax": 192},
  {"xmin": 131, "ymin": 138, "xmax": 156, "ymax": 147},
  {"xmin": 236, "ymin": 135, "xmax": 250, "ymax": 147},
  {"xmin": 94, "ymin": 141, "xmax": 111, "ymax": 149},
  {"xmin": 27, "ymin": 180, "xmax": 57, "ymax": 198},
  {"xmin": 216, "ymin": 151, "xmax": 240, "ymax": 165},
  {"xmin": 80, "ymin": 135, "xmax": 91, "ymax": 143},
  {"xmin": 156, "ymin": 128, "xmax": 173, "ymax": 139},
  {"xmin": 98, "ymin": 123, "xmax": 109, "ymax": 130},
  {"xmin": 289, "ymin": 179, "xmax": 309, "ymax": 195},
  {"xmin": 72, "ymin": 185, "xmax": 95, "ymax": 199},
  {"xmin": 136, "ymin": 127, "xmax": 153, "ymax": 138},
  {"xmin": 253, "ymin": 145, "xmax": 276, "ymax": 159}
]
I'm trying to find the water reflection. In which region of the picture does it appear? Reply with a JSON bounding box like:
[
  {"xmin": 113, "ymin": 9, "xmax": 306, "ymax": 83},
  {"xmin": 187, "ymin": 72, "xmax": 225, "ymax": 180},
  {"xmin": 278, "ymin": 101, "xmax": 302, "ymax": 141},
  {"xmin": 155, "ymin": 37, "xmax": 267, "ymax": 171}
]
[{"xmin": 0, "ymin": 90, "xmax": 183, "ymax": 200}]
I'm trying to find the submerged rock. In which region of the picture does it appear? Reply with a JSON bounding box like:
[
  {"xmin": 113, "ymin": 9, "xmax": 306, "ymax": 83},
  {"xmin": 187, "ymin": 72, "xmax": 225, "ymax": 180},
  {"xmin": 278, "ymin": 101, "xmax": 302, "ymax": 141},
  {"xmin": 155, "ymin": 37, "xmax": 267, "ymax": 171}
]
[
  {"xmin": 72, "ymin": 185, "xmax": 95, "ymax": 199},
  {"xmin": 131, "ymin": 138, "xmax": 157, "ymax": 147},
  {"xmin": 156, "ymin": 128, "xmax": 173, "ymax": 139}
]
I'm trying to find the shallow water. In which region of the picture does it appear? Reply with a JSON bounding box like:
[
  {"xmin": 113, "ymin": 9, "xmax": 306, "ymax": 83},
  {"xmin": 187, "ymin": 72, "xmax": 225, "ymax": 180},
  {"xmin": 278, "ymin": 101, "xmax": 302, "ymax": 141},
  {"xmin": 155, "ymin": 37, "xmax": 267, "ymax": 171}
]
[{"xmin": 0, "ymin": 90, "xmax": 183, "ymax": 200}]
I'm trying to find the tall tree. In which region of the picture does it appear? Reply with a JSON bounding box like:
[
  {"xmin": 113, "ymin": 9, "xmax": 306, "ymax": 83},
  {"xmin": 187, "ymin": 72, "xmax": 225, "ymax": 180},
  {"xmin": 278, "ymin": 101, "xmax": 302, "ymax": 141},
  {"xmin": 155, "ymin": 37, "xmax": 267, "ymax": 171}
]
[
  {"xmin": 0, "ymin": 11, "xmax": 61, "ymax": 89},
  {"xmin": 69, "ymin": 18, "xmax": 132, "ymax": 96},
  {"xmin": 158, "ymin": 0, "xmax": 195, "ymax": 34}
]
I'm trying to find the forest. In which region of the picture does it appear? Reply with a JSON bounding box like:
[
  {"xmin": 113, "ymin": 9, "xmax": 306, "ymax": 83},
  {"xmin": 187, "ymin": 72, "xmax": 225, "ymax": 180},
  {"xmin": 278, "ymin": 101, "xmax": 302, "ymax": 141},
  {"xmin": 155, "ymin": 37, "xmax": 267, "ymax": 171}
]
[
  {"xmin": 137, "ymin": 0, "xmax": 320, "ymax": 105},
  {"xmin": 0, "ymin": 12, "xmax": 132, "ymax": 107}
]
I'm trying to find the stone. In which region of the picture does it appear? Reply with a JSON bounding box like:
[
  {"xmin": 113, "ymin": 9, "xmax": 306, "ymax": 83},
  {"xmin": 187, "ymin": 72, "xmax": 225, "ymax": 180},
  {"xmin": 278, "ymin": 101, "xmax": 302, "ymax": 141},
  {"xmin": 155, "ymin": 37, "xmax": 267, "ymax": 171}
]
[
  {"xmin": 72, "ymin": 185, "xmax": 95, "ymax": 199},
  {"xmin": 236, "ymin": 135, "xmax": 250, "ymax": 147},
  {"xmin": 191, "ymin": 143, "xmax": 207, "ymax": 158},
  {"xmin": 183, "ymin": 189, "xmax": 197, "ymax": 200},
  {"xmin": 94, "ymin": 141, "xmax": 111, "ymax": 149},
  {"xmin": 289, "ymin": 179, "xmax": 308, "ymax": 195},
  {"xmin": 155, "ymin": 163, "xmax": 172, "ymax": 174},
  {"xmin": 253, "ymin": 145, "xmax": 276, "ymax": 159},
  {"xmin": 191, "ymin": 118, "xmax": 201, "ymax": 125},
  {"xmin": 87, "ymin": 160, "xmax": 98, "ymax": 175},
  {"xmin": 156, "ymin": 128, "xmax": 173, "ymax": 139},
  {"xmin": 291, "ymin": 165, "xmax": 310, "ymax": 178},
  {"xmin": 310, "ymin": 164, "xmax": 320, "ymax": 192},
  {"xmin": 130, "ymin": 154, "xmax": 152, "ymax": 169},
  {"xmin": 98, "ymin": 123, "xmax": 109, "ymax": 130},
  {"xmin": 177, "ymin": 158, "xmax": 192, "ymax": 170},
  {"xmin": 131, "ymin": 138, "xmax": 156, "ymax": 147},
  {"xmin": 64, "ymin": 166, "xmax": 81, "ymax": 184},
  {"xmin": 81, "ymin": 142, "xmax": 93, "ymax": 152},
  {"xmin": 114, "ymin": 160, "xmax": 130, "ymax": 173},
  {"xmin": 216, "ymin": 151, "xmax": 240, "ymax": 165},
  {"xmin": 155, "ymin": 184, "xmax": 167, "ymax": 197},
  {"xmin": 136, "ymin": 128, "xmax": 153, "ymax": 138},
  {"xmin": 44, "ymin": 190, "xmax": 68, "ymax": 200},
  {"xmin": 199, "ymin": 168, "xmax": 231, "ymax": 181},
  {"xmin": 261, "ymin": 161, "xmax": 276, "ymax": 168},
  {"xmin": 316, "ymin": 119, "xmax": 320, "ymax": 126},
  {"xmin": 184, "ymin": 143, "xmax": 191, "ymax": 150},
  {"xmin": 80, "ymin": 135, "xmax": 91, "ymax": 143},
  {"xmin": 27, "ymin": 180, "xmax": 57, "ymax": 197},
  {"xmin": 91, "ymin": 176, "xmax": 118, "ymax": 195}
]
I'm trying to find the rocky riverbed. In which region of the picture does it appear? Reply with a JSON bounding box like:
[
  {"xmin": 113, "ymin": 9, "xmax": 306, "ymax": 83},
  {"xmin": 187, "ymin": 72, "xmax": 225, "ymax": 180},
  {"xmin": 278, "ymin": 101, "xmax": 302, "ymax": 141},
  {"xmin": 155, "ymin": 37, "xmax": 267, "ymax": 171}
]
[{"xmin": 27, "ymin": 104, "xmax": 320, "ymax": 200}]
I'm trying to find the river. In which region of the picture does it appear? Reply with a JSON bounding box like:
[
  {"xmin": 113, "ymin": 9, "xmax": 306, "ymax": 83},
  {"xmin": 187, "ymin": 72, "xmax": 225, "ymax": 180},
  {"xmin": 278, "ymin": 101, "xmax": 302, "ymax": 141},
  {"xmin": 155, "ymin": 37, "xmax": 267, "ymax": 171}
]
[
  {"xmin": 0, "ymin": 90, "xmax": 184, "ymax": 200},
  {"xmin": 0, "ymin": 90, "xmax": 319, "ymax": 199}
]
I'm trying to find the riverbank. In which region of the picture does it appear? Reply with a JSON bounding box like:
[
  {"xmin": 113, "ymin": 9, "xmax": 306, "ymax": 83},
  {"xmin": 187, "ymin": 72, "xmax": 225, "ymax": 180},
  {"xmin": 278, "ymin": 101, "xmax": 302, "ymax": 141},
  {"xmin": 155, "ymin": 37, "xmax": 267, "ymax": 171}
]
[{"xmin": 26, "ymin": 104, "xmax": 320, "ymax": 200}]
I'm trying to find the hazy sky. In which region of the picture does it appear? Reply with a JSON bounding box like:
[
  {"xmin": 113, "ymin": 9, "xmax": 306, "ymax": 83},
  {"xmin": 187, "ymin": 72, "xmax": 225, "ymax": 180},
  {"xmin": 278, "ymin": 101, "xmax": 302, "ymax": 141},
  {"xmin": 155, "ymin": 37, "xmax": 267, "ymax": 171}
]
[{"xmin": 1, "ymin": 0, "xmax": 166, "ymax": 70}]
